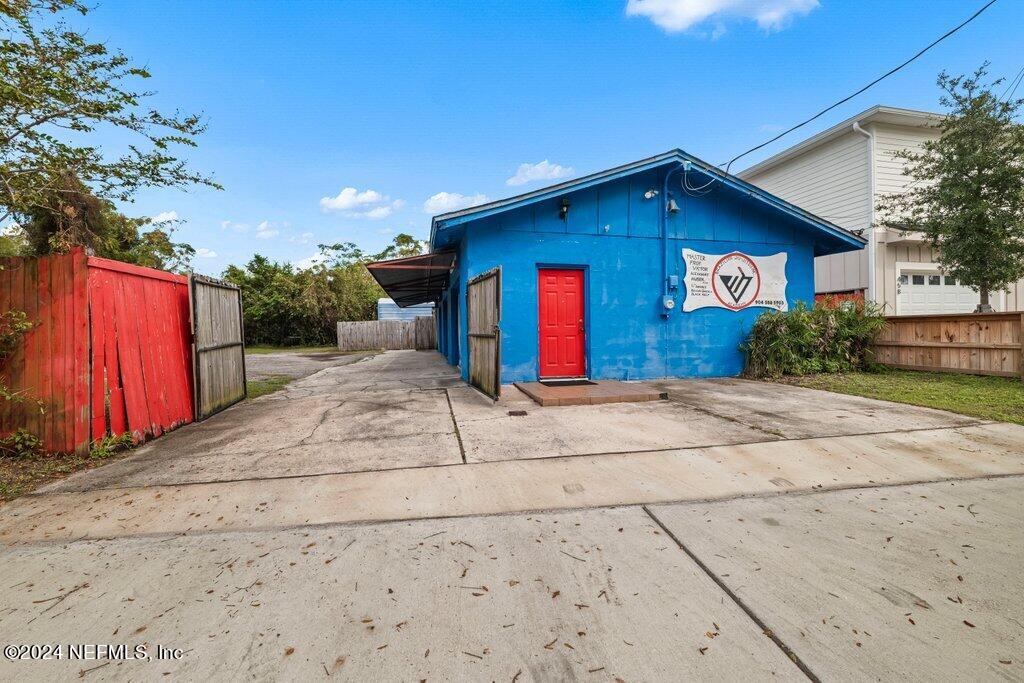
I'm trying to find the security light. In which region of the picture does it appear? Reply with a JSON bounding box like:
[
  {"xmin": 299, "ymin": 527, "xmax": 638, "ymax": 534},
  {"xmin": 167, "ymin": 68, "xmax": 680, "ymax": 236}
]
[
  {"xmin": 559, "ymin": 199, "xmax": 570, "ymax": 220},
  {"xmin": 644, "ymin": 189, "xmax": 659, "ymax": 200},
  {"xmin": 666, "ymin": 198, "xmax": 680, "ymax": 213}
]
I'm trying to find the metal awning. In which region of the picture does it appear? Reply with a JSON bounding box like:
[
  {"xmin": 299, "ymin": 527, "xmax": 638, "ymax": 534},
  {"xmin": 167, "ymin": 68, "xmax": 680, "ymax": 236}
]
[{"xmin": 365, "ymin": 251, "xmax": 456, "ymax": 307}]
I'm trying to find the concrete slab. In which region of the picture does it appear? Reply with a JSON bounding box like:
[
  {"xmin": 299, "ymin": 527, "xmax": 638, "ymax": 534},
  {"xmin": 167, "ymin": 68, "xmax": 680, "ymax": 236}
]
[
  {"xmin": 5, "ymin": 423, "xmax": 1024, "ymax": 543},
  {"xmin": 648, "ymin": 476, "xmax": 1024, "ymax": 681},
  {"xmin": 245, "ymin": 350, "xmax": 373, "ymax": 381},
  {"xmin": 0, "ymin": 507, "xmax": 799, "ymax": 681},
  {"xmin": 514, "ymin": 380, "xmax": 666, "ymax": 406},
  {"xmin": 655, "ymin": 377, "xmax": 981, "ymax": 439},
  {"xmin": 449, "ymin": 384, "xmax": 776, "ymax": 462},
  {"xmin": 41, "ymin": 353, "xmax": 465, "ymax": 492}
]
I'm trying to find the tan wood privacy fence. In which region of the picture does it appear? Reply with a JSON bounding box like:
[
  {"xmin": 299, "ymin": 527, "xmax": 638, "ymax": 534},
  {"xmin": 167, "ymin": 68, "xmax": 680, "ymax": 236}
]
[
  {"xmin": 190, "ymin": 274, "xmax": 247, "ymax": 419},
  {"xmin": 336, "ymin": 316, "xmax": 436, "ymax": 351},
  {"xmin": 466, "ymin": 268, "xmax": 501, "ymax": 399},
  {"xmin": 873, "ymin": 312, "xmax": 1023, "ymax": 379}
]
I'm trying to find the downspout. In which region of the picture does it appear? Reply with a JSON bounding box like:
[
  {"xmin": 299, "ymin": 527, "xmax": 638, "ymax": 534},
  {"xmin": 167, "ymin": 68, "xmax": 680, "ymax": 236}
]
[{"xmin": 852, "ymin": 121, "xmax": 876, "ymax": 304}]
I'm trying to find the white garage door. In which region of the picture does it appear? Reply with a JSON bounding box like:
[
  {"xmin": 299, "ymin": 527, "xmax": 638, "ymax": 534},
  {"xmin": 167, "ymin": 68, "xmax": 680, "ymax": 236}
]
[{"xmin": 896, "ymin": 271, "xmax": 979, "ymax": 315}]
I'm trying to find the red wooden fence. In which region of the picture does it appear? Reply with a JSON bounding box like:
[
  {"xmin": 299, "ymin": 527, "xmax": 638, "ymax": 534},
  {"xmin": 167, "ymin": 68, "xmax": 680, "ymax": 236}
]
[
  {"xmin": 1, "ymin": 248, "xmax": 194, "ymax": 453},
  {"xmin": 88, "ymin": 257, "xmax": 194, "ymax": 445},
  {"xmin": 0, "ymin": 249, "xmax": 88, "ymax": 453}
]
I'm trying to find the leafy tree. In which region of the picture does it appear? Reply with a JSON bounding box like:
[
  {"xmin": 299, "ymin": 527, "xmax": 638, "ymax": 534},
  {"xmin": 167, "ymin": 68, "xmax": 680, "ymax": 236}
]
[
  {"xmin": 0, "ymin": 0, "xmax": 219, "ymax": 247},
  {"xmin": 372, "ymin": 233, "xmax": 427, "ymax": 260},
  {"xmin": 222, "ymin": 234, "xmax": 427, "ymax": 346},
  {"xmin": 877, "ymin": 65, "xmax": 1024, "ymax": 311},
  {"xmin": 11, "ymin": 177, "xmax": 196, "ymax": 271}
]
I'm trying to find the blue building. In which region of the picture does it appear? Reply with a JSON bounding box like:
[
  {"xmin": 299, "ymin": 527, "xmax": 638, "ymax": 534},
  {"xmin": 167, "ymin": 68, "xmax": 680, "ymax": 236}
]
[{"xmin": 368, "ymin": 151, "xmax": 864, "ymax": 398}]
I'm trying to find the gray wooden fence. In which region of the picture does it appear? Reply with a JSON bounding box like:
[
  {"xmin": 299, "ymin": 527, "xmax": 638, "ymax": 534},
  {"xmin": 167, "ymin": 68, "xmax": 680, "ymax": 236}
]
[
  {"xmin": 190, "ymin": 274, "xmax": 247, "ymax": 419},
  {"xmin": 337, "ymin": 316, "xmax": 435, "ymax": 351}
]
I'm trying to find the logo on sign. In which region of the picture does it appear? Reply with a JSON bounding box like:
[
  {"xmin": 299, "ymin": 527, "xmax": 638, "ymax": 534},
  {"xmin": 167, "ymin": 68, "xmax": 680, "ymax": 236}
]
[{"xmin": 712, "ymin": 252, "xmax": 761, "ymax": 310}]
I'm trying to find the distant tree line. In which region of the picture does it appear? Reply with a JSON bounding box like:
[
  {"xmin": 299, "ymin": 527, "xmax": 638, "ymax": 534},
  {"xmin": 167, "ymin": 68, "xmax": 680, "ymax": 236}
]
[{"xmin": 223, "ymin": 234, "xmax": 425, "ymax": 347}]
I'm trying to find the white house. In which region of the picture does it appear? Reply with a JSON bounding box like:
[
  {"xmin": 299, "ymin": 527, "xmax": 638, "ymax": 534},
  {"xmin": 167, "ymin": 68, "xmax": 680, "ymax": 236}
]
[{"xmin": 740, "ymin": 105, "xmax": 1024, "ymax": 315}]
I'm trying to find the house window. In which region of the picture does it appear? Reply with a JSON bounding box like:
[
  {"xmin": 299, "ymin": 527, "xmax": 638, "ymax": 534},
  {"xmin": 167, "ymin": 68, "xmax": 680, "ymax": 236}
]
[
  {"xmin": 912, "ymin": 274, "xmax": 925, "ymax": 285},
  {"xmin": 944, "ymin": 276, "xmax": 956, "ymax": 285},
  {"xmin": 898, "ymin": 274, "xmax": 909, "ymax": 285},
  {"xmin": 928, "ymin": 275, "xmax": 941, "ymax": 285}
]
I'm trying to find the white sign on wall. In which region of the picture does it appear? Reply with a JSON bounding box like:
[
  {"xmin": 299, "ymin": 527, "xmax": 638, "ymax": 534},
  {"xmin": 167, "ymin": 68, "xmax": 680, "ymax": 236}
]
[{"xmin": 682, "ymin": 249, "xmax": 788, "ymax": 312}]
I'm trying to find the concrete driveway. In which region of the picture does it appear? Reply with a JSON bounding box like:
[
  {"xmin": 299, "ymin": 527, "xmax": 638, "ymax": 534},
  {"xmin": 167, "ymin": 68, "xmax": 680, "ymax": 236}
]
[
  {"xmin": 34, "ymin": 350, "xmax": 994, "ymax": 490},
  {"xmin": 244, "ymin": 349, "xmax": 374, "ymax": 381},
  {"xmin": 1, "ymin": 350, "xmax": 1022, "ymax": 680}
]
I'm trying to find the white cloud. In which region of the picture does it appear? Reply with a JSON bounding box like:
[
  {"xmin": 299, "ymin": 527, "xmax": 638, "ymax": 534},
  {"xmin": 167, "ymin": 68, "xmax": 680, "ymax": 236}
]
[
  {"xmin": 625, "ymin": 0, "xmax": 819, "ymax": 34},
  {"xmin": 319, "ymin": 187, "xmax": 403, "ymax": 219},
  {"xmin": 422, "ymin": 192, "xmax": 490, "ymax": 215},
  {"xmin": 150, "ymin": 210, "xmax": 179, "ymax": 223},
  {"xmin": 195, "ymin": 247, "xmax": 218, "ymax": 258},
  {"xmin": 289, "ymin": 231, "xmax": 314, "ymax": 244},
  {"xmin": 293, "ymin": 253, "xmax": 327, "ymax": 271},
  {"xmin": 221, "ymin": 220, "xmax": 250, "ymax": 233},
  {"xmin": 506, "ymin": 160, "xmax": 574, "ymax": 186},
  {"xmin": 255, "ymin": 220, "xmax": 279, "ymax": 240}
]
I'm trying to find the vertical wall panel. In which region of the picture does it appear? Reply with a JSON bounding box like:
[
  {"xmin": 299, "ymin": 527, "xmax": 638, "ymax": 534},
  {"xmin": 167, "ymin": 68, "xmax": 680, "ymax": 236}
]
[
  {"xmin": 87, "ymin": 257, "xmax": 194, "ymax": 443},
  {"xmin": 0, "ymin": 249, "xmax": 89, "ymax": 453}
]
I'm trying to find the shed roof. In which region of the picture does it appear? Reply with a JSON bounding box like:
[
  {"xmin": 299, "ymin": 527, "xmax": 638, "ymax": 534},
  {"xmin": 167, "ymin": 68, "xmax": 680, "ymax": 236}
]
[
  {"xmin": 366, "ymin": 251, "xmax": 456, "ymax": 307},
  {"xmin": 429, "ymin": 149, "xmax": 866, "ymax": 255}
]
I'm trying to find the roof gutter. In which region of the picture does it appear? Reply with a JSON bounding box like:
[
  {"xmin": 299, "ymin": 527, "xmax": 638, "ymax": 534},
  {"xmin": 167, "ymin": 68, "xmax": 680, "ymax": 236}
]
[{"xmin": 851, "ymin": 121, "xmax": 876, "ymax": 304}]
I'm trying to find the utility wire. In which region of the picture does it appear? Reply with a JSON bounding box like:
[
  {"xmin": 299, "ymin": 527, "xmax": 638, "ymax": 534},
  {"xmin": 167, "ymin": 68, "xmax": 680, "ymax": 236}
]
[
  {"xmin": 721, "ymin": 0, "xmax": 999, "ymax": 175},
  {"xmin": 1001, "ymin": 64, "xmax": 1024, "ymax": 101}
]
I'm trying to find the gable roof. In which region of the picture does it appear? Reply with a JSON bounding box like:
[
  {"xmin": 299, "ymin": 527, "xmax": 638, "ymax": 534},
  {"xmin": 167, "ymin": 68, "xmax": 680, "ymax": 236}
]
[
  {"xmin": 739, "ymin": 105, "xmax": 943, "ymax": 180},
  {"xmin": 429, "ymin": 149, "xmax": 865, "ymax": 254}
]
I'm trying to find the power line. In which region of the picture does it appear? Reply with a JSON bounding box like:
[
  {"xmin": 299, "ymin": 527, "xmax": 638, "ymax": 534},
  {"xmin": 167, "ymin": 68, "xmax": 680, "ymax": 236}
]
[
  {"xmin": 722, "ymin": 0, "xmax": 999, "ymax": 175},
  {"xmin": 1002, "ymin": 65, "xmax": 1024, "ymax": 101}
]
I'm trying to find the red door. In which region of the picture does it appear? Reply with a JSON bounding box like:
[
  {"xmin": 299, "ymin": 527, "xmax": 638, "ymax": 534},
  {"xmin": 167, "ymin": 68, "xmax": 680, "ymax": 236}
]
[{"xmin": 538, "ymin": 269, "xmax": 586, "ymax": 378}]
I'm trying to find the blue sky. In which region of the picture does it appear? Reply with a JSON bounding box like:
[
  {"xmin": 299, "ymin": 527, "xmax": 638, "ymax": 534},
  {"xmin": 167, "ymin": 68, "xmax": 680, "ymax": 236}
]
[{"xmin": 79, "ymin": 0, "xmax": 1023, "ymax": 275}]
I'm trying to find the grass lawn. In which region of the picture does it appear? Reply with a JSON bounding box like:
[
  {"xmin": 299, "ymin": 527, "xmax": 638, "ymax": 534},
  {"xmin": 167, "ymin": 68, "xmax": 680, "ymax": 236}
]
[
  {"xmin": 245, "ymin": 345, "xmax": 340, "ymax": 355},
  {"xmin": 246, "ymin": 374, "xmax": 293, "ymax": 399},
  {"xmin": 779, "ymin": 369, "xmax": 1024, "ymax": 425}
]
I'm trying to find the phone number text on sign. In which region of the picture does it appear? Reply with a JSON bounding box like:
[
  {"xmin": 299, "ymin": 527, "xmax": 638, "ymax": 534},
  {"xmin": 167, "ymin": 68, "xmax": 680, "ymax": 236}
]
[{"xmin": 682, "ymin": 249, "xmax": 788, "ymax": 312}]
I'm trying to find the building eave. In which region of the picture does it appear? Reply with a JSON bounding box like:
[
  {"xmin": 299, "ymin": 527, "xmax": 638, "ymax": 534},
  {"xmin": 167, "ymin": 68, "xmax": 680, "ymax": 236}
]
[
  {"xmin": 430, "ymin": 149, "xmax": 865, "ymax": 254},
  {"xmin": 738, "ymin": 105, "xmax": 944, "ymax": 180}
]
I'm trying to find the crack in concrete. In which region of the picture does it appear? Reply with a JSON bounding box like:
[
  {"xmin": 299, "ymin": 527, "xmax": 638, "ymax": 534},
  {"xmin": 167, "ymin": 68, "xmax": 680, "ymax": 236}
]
[
  {"xmin": 642, "ymin": 504, "xmax": 819, "ymax": 682},
  {"xmin": 446, "ymin": 389, "xmax": 467, "ymax": 464}
]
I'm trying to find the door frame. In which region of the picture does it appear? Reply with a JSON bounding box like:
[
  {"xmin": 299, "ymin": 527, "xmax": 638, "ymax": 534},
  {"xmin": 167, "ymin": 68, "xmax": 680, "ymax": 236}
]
[
  {"xmin": 466, "ymin": 267, "xmax": 501, "ymax": 399},
  {"xmin": 536, "ymin": 264, "xmax": 589, "ymax": 380}
]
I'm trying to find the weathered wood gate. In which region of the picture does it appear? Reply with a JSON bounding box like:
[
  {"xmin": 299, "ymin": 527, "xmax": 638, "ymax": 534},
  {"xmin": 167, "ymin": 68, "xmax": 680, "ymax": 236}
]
[
  {"xmin": 466, "ymin": 268, "xmax": 501, "ymax": 399},
  {"xmin": 190, "ymin": 274, "xmax": 247, "ymax": 419}
]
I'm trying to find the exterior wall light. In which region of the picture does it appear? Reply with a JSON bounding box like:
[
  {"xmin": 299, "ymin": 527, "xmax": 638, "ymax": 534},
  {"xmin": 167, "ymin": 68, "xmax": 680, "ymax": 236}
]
[
  {"xmin": 644, "ymin": 189, "xmax": 659, "ymax": 200},
  {"xmin": 559, "ymin": 199, "xmax": 570, "ymax": 221},
  {"xmin": 666, "ymin": 197, "xmax": 680, "ymax": 213}
]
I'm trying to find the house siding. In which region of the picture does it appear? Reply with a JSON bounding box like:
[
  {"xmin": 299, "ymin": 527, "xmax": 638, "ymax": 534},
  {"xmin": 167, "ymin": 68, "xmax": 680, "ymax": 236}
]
[
  {"xmin": 872, "ymin": 122, "xmax": 941, "ymax": 312},
  {"xmin": 871, "ymin": 122, "xmax": 1024, "ymax": 312},
  {"xmin": 742, "ymin": 130, "xmax": 871, "ymax": 294}
]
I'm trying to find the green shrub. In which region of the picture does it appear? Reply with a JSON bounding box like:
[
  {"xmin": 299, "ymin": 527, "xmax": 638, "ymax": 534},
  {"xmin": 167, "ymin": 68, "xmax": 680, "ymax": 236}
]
[
  {"xmin": 89, "ymin": 432, "xmax": 134, "ymax": 459},
  {"xmin": 742, "ymin": 298, "xmax": 887, "ymax": 379},
  {"xmin": 0, "ymin": 428, "xmax": 42, "ymax": 459}
]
